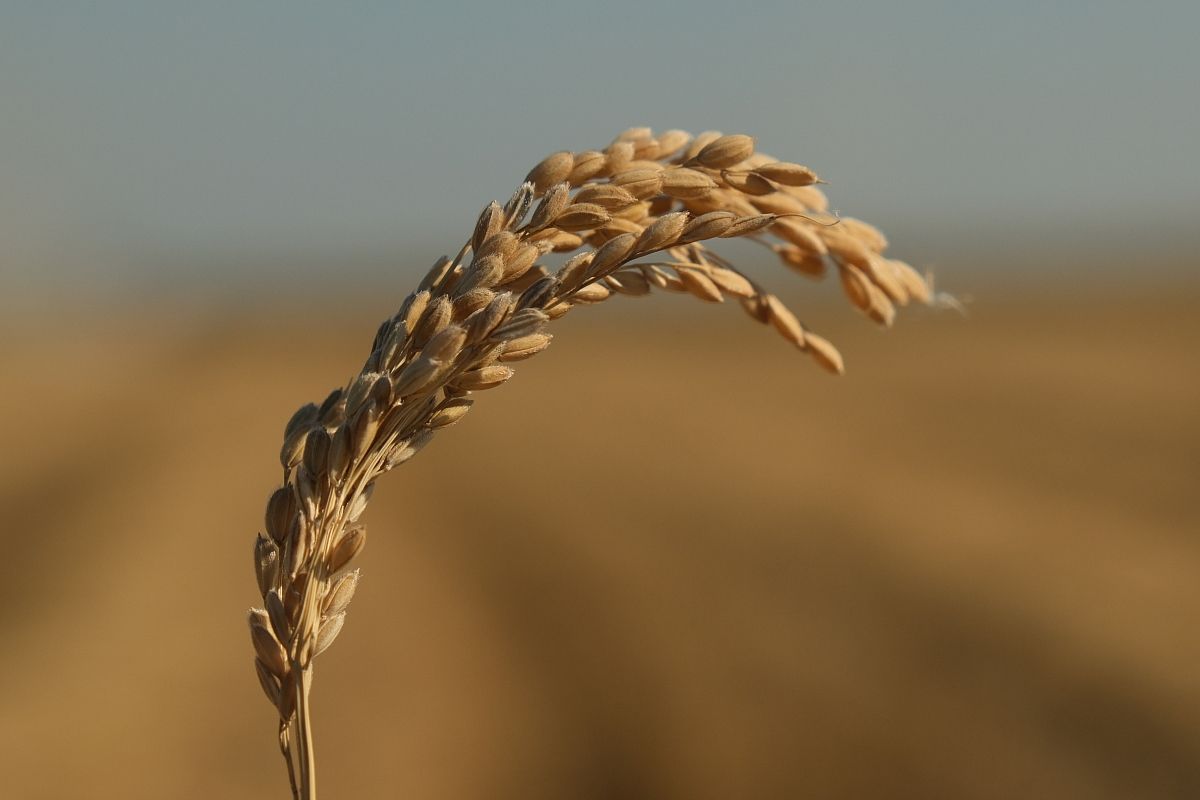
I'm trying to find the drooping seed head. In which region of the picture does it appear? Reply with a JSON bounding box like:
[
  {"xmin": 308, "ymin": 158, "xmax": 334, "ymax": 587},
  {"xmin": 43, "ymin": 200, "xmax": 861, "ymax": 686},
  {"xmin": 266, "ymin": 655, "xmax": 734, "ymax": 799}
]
[{"xmin": 253, "ymin": 127, "xmax": 938, "ymax": 796}]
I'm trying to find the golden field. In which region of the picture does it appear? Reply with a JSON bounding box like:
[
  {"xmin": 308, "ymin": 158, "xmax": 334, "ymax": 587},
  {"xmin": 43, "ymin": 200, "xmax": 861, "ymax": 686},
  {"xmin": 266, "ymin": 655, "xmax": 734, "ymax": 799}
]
[{"xmin": 1, "ymin": 283, "xmax": 1197, "ymax": 799}]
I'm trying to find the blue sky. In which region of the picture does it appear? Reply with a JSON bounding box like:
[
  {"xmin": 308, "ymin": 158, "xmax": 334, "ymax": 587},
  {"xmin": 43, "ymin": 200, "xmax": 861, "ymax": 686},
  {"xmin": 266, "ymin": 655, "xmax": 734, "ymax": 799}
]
[{"xmin": 2, "ymin": 1, "xmax": 1197, "ymax": 292}]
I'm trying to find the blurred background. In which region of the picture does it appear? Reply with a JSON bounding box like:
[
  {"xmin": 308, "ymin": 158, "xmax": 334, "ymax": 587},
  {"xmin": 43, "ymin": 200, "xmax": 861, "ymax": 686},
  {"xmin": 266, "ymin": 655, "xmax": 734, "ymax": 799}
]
[{"xmin": 2, "ymin": 2, "xmax": 1198, "ymax": 798}]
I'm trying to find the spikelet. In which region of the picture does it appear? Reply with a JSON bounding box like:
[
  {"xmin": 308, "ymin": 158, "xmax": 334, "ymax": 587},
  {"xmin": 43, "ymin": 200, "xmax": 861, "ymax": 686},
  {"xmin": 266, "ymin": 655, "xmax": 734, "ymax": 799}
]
[
  {"xmin": 689, "ymin": 134, "xmax": 755, "ymax": 169},
  {"xmin": 525, "ymin": 151, "xmax": 574, "ymax": 194},
  {"xmin": 753, "ymin": 162, "xmax": 820, "ymax": 186}
]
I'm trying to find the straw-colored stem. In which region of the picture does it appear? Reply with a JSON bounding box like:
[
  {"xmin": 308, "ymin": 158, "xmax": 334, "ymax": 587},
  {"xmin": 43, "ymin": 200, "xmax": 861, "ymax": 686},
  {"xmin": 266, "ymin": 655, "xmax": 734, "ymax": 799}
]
[
  {"xmin": 279, "ymin": 724, "xmax": 299, "ymax": 800},
  {"xmin": 294, "ymin": 664, "xmax": 316, "ymax": 800}
]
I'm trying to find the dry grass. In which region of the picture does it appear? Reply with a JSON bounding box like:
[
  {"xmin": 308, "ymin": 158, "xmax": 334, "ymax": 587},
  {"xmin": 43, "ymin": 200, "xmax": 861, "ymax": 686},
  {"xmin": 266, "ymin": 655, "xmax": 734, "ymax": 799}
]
[{"xmin": 249, "ymin": 128, "xmax": 937, "ymax": 798}]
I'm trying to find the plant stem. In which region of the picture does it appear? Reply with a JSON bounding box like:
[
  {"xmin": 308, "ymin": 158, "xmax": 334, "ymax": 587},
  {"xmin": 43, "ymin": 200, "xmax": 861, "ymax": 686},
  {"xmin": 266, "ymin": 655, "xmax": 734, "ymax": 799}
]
[
  {"xmin": 279, "ymin": 723, "xmax": 300, "ymax": 800},
  {"xmin": 295, "ymin": 663, "xmax": 316, "ymax": 799}
]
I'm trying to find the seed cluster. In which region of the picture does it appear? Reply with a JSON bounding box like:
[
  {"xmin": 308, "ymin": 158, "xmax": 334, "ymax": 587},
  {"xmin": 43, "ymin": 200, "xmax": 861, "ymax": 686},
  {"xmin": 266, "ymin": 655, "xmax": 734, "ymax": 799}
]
[{"xmin": 249, "ymin": 128, "xmax": 932, "ymax": 799}]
